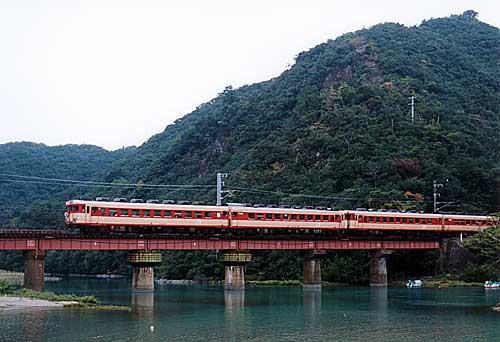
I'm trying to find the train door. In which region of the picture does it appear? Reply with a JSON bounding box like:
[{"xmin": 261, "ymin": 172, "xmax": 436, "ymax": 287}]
[{"xmin": 85, "ymin": 205, "xmax": 90, "ymax": 225}]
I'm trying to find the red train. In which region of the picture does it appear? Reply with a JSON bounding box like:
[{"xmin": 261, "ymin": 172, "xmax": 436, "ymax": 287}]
[{"xmin": 65, "ymin": 199, "xmax": 498, "ymax": 237}]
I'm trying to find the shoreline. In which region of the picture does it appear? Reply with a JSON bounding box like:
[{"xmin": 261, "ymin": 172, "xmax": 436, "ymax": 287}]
[{"xmin": 0, "ymin": 296, "xmax": 79, "ymax": 310}]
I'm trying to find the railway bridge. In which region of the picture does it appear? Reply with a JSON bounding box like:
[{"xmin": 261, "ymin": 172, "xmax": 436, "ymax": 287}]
[{"xmin": 0, "ymin": 229, "xmax": 441, "ymax": 291}]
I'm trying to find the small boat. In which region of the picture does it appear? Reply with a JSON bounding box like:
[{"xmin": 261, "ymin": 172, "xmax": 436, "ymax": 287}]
[
  {"xmin": 407, "ymin": 280, "xmax": 423, "ymax": 288},
  {"xmin": 484, "ymin": 281, "xmax": 500, "ymax": 289}
]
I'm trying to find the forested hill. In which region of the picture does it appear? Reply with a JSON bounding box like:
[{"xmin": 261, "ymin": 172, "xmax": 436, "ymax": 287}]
[
  {"xmin": 107, "ymin": 11, "xmax": 500, "ymax": 213},
  {"xmin": 0, "ymin": 142, "xmax": 134, "ymax": 226}
]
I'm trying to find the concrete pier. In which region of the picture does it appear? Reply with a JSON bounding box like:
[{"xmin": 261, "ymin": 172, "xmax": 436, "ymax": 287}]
[
  {"xmin": 224, "ymin": 265, "xmax": 245, "ymax": 290},
  {"xmin": 132, "ymin": 267, "xmax": 155, "ymax": 291},
  {"xmin": 23, "ymin": 250, "xmax": 47, "ymax": 292},
  {"xmin": 127, "ymin": 250, "xmax": 162, "ymax": 291},
  {"xmin": 370, "ymin": 249, "xmax": 391, "ymax": 287},
  {"xmin": 222, "ymin": 251, "xmax": 251, "ymax": 290},
  {"xmin": 303, "ymin": 250, "xmax": 325, "ymax": 289}
]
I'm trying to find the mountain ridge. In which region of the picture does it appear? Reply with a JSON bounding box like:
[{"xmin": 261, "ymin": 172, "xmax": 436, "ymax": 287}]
[{"xmin": 101, "ymin": 11, "xmax": 500, "ymax": 212}]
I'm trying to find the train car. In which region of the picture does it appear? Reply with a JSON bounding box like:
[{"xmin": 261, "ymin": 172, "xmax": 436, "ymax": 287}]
[
  {"xmin": 227, "ymin": 205, "xmax": 345, "ymax": 234},
  {"xmin": 351, "ymin": 211, "xmax": 495, "ymax": 234},
  {"xmin": 65, "ymin": 199, "xmax": 229, "ymax": 233},
  {"xmin": 65, "ymin": 199, "xmax": 498, "ymax": 237}
]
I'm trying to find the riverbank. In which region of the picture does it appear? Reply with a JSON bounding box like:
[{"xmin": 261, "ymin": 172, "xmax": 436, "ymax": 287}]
[
  {"xmin": 0, "ymin": 296, "xmax": 79, "ymax": 310},
  {"xmin": 0, "ymin": 270, "xmax": 61, "ymax": 286},
  {"xmin": 0, "ymin": 280, "xmax": 129, "ymax": 311},
  {"xmin": 390, "ymin": 279, "xmax": 484, "ymax": 287}
]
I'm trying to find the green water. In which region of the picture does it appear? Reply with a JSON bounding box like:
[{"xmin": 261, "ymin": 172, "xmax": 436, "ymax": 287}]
[{"xmin": 2, "ymin": 279, "xmax": 500, "ymax": 341}]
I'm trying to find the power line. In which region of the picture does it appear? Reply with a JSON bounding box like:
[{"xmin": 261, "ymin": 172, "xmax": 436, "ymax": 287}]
[
  {"xmin": 0, "ymin": 178, "xmax": 215, "ymax": 192},
  {"xmin": 0, "ymin": 173, "xmax": 214, "ymax": 189},
  {"xmin": 229, "ymin": 186, "xmax": 434, "ymax": 203}
]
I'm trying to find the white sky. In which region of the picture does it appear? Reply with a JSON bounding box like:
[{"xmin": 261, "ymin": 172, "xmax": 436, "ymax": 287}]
[{"xmin": 0, "ymin": 0, "xmax": 498, "ymax": 151}]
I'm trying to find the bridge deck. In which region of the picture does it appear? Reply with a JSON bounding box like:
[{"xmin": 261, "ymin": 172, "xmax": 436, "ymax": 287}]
[{"xmin": 0, "ymin": 237, "xmax": 439, "ymax": 251}]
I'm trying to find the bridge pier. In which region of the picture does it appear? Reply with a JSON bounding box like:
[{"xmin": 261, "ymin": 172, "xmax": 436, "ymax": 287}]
[
  {"xmin": 223, "ymin": 251, "xmax": 251, "ymax": 290},
  {"xmin": 23, "ymin": 250, "xmax": 47, "ymax": 292},
  {"xmin": 127, "ymin": 251, "xmax": 162, "ymax": 291},
  {"xmin": 303, "ymin": 250, "xmax": 325, "ymax": 289},
  {"xmin": 370, "ymin": 249, "xmax": 392, "ymax": 287}
]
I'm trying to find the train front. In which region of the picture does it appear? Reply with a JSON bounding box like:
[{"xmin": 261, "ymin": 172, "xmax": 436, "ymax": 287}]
[{"xmin": 65, "ymin": 199, "xmax": 85, "ymax": 227}]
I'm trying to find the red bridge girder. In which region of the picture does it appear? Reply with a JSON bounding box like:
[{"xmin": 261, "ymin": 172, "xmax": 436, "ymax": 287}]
[{"xmin": 0, "ymin": 238, "xmax": 440, "ymax": 251}]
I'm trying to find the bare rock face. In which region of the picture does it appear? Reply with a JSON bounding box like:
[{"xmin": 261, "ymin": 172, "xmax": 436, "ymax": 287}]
[{"xmin": 441, "ymin": 239, "xmax": 477, "ymax": 273}]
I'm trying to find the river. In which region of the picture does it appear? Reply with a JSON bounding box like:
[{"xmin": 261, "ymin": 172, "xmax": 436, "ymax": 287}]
[{"xmin": 1, "ymin": 278, "xmax": 500, "ymax": 341}]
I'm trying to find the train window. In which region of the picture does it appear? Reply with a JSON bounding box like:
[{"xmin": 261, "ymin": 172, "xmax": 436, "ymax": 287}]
[
  {"xmin": 154, "ymin": 210, "xmax": 161, "ymax": 217},
  {"xmin": 466, "ymin": 220, "xmax": 470, "ymax": 225},
  {"xmin": 266, "ymin": 214, "xmax": 273, "ymax": 220},
  {"xmin": 376, "ymin": 217, "xmax": 381, "ymax": 223},
  {"xmin": 369, "ymin": 217, "xmax": 374, "ymax": 222},
  {"xmin": 428, "ymin": 218, "xmax": 433, "ymax": 224},
  {"xmin": 120, "ymin": 209, "xmax": 129, "ymax": 216},
  {"xmin": 165, "ymin": 211, "xmax": 172, "ymax": 217},
  {"xmin": 307, "ymin": 215, "xmax": 313, "ymax": 221},
  {"xmin": 257, "ymin": 213, "xmax": 264, "ymax": 220},
  {"xmin": 402, "ymin": 218, "xmax": 407, "ymax": 223},
  {"xmin": 389, "ymin": 217, "xmax": 394, "ymax": 223},
  {"xmin": 275, "ymin": 214, "xmax": 282, "ymax": 220},
  {"xmin": 299, "ymin": 215, "xmax": 305, "ymax": 221},
  {"xmin": 395, "ymin": 217, "xmax": 400, "ymax": 223},
  {"xmin": 222, "ymin": 212, "xmax": 228, "ymax": 217},
  {"xmin": 283, "ymin": 214, "xmax": 289, "ymax": 220},
  {"xmin": 132, "ymin": 210, "xmax": 140, "ymax": 217},
  {"xmin": 249, "ymin": 213, "xmax": 255, "ymax": 219},
  {"xmin": 415, "ymin": 218, "xmax": 420, "ymax": 224},
  {"xmin": 195, "ymin": 212, "xmax": 202, "ymax": 218},
  {"xmin": 110, "ymin": 209, "xmax": 117, "ymax": 217},
  {"xmin": 174, "ymin": 211, "xmax": 182, "ymax": 218},
  {"xmin": 291, "ymin": 214, "xmax": 297, "ymax": 220},
  {"xmin": 322, "ymin": 215, "xmax": 328, "ymax": 221},
  {"xmin": 382, "ymin": 217, "xmax": 387, "ymax": 223},
  {"xmin": 185, "ymin": 212, "xmax": 193, "ymax": 218},
  {"xmin": 143, "ymin": 210, "xmax": 152, "ymax": 217},
  {"xmin": 204, "ymin": 212, "xmax": 211, "ymax": 218},
  {"xmin": 100, "ymin": 208, "xmax": 106, "ymax": 216},
  {"xmin": 315, "ymin": 215, "xmax": 321, "ymax": 221},
  {"xmin": 92, "ymin": 207, "xmax": 98, "ymax": 214},
  {"xmin": 408, "ymin": 218, "xmax": 414, "ymax": 223}
]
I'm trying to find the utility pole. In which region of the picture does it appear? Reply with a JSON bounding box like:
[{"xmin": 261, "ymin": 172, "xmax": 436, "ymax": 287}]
[
  {"xmin": 409, "ymin": 96, "xmax": 416, "ymax": 123},
  {"xmin": 216, "ymin": 173, "xmax": 228, "ymax": 206},
  {"xmin": 433, "ymin": 180, "xmax": 444, "ymax": 213}
]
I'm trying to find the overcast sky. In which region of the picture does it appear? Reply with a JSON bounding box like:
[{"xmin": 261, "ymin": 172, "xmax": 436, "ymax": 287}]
[{"xmin": 0, "ymin": 0, "xmax": 498, "ymax": 150}]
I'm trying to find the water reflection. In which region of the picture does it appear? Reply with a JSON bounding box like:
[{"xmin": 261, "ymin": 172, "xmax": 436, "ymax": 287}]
[
  {"xmin": 224, "ymin": 290, "xmax": 245, "ymax": 314},
  {"xmin": 303, "ymin": 289, "xmax": 321, "ymax": 321},
  {"xmin": 369, "ymin": 287, "xmax": 388, "ymax": 314},
  {"xmin": 131, "ymin": 291, "xmax": 155, "ymax": 320},
  {"xmin": 22, "ymin": 308, "xmax": 48, "ymax": 342}
]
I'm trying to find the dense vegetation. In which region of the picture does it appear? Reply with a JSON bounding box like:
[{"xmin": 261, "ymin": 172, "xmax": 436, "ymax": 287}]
[{"xmin": 0, "ymin": 11, "xmax": 499, "ymax": 283}]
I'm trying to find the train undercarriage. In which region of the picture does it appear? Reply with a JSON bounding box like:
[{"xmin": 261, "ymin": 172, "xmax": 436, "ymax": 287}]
[{"xmin": 75, "ymin": 225, "xmax": 468, "ymax": 241}]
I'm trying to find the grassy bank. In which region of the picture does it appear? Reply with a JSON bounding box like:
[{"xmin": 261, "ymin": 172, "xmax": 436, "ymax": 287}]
[
  {"xmin": 0, "ymin": 270, "xmax": 24, "ymax": 285},
  {"xmin": 206, "ymin": 279, "xmax": 350, "ymax": 287},
  {"xmin": 0, "ymin": 280, "xmax": 128, "ymax": 310},
  {"xmin": 0, "ymin": 270, "xmax": 61, "ymax": 286}
]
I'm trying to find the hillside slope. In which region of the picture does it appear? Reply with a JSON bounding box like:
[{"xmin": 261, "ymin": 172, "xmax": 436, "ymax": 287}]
[
  {"xmin": 0, "ymin": 142, "xmax": 134, "ymax": 226},
  {"xmin": 107, "ymin": 11, "xmax": 500, "ymax": 213}
]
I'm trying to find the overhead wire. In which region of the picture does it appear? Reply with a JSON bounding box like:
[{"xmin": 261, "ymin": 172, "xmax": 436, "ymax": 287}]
[{"xmin": 0, "ymin": 173, "xmax": 214, "ymax": 189}]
